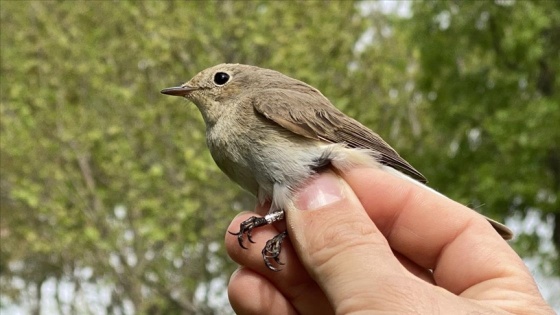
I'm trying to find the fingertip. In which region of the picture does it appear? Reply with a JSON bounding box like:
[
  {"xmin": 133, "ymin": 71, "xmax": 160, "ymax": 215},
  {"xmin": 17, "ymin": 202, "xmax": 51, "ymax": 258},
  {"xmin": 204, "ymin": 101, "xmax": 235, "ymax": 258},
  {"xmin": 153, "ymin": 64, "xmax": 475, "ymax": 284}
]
[
  {"xmin": 294, "ymin": 171, "xmax": 345, "ymax": 211},
  {"xmin": 285, "ymin": 172, "xmax": 406, "ymax": 308}
]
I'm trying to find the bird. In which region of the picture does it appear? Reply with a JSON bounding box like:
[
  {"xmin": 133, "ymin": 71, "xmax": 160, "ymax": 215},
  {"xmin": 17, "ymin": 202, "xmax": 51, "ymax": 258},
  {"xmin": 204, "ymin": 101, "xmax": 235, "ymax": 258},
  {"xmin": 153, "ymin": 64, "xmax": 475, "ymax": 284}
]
[{"xmin": 161, "ymin": 63, "xmax": 513, "ymax": 271}]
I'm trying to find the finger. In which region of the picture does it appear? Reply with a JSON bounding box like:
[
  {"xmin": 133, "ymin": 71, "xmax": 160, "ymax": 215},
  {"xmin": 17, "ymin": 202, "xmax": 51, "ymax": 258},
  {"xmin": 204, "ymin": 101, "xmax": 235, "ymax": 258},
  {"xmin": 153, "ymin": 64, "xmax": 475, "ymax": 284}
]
[
  {"xmin": 342, "ymin": 167, "xmax": 539, "ymax": 296},
  {"xmin": 225, "ymin": 212, "xmax": 333, "ymax": 314},
  {"xmin": 228, "ymin": 267, "xmax": 297, "ymax": 315},
  {"xmin": 393, "ymin": 251, "xmax": 435, "ymax": 284},
  {"xmin": 256, "ymin": 189, "xmax": 435, "ymax": 284},
  {"xmin": 286, "ymin": 171, "xmax": 424, "ymax": 312},
  {"xmin": 253, "ymin": 196, "xmax": 436, "ymax": 284}
]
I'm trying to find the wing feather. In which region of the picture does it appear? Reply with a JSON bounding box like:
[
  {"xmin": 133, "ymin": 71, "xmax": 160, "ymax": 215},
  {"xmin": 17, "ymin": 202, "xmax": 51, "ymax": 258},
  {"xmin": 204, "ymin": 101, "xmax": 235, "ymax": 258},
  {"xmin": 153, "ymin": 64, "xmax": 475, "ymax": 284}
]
[{"xmin": 252, "ymin": 89, "xmax": 427, "ymax": 183}]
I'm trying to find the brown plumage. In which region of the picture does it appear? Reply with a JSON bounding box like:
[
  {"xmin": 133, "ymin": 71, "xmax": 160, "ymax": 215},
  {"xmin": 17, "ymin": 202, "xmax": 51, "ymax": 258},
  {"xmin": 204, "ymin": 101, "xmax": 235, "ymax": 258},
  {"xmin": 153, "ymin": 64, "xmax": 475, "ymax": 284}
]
[
  {"xmin": 252, "ymin": 89, "xmax": 427, "ymax": 183},
  {"xmin": 161, "ymin": 63, "xmax": 513, "ymax": 270}
]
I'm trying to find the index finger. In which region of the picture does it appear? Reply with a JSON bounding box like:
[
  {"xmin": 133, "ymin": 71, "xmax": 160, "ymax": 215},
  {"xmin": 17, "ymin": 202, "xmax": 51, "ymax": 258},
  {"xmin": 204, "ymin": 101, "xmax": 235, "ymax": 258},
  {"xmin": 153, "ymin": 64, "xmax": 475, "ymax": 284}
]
[{"xmin": 342, "ymin": 167, "xmax": 536, "ymax": 296}]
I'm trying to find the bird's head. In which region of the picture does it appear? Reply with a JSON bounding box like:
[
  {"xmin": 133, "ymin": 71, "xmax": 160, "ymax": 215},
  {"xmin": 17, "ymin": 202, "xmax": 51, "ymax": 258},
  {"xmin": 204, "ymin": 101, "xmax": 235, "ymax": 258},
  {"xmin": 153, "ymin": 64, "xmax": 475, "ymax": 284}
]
[{"xmin": 161, "ymin": 63, "xmax": 317, "ymax": 125}]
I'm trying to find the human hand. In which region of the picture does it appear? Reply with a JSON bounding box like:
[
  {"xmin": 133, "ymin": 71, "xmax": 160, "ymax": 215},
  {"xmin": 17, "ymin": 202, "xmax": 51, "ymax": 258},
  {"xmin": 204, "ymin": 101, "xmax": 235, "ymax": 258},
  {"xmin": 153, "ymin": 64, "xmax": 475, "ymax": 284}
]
[{"xmin": 226, "ymin": 168, "xmax": 554, "ymax": 314}]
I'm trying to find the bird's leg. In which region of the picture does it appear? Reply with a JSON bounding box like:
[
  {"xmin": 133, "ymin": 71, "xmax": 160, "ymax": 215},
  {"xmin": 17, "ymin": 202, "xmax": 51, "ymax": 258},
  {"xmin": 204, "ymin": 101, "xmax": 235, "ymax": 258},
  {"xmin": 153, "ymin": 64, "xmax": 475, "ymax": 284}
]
[
  {"xmin": 262, "ymin": 230, "xmax": 288, "ymax": 271},
  {"xmin": 229, "ymin": 210, "xmax": 285, "ymax": 249}
]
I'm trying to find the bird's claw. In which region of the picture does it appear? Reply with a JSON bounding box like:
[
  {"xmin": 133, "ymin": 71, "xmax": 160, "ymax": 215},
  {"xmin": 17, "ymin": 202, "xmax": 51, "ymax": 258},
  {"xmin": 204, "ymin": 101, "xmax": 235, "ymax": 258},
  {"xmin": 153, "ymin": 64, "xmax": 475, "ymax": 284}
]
[
  {"xmin": 228, "ymin": 216, "xmax": 268, "ymax": 249},
  {"xmin": 228, "ymin": 214, "xmax": 288, "ymax": 271},
  {"xmin": 262, "ymin": 231, "xmax": 288, "ymax": 271}
]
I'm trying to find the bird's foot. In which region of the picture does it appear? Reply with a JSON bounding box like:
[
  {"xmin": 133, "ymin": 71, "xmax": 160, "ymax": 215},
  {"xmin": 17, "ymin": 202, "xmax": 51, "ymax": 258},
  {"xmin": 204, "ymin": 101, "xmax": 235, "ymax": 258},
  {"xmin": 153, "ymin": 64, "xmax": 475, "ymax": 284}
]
[
  {"xmin": 229, "ymin": 211, "xmax": 288, "ymax": 270},
  {"xmin": 262, "ymin": 230, "xmax": 288, "ymax": 271},
  {"xmin": 229, "ymin": 211, "xmax": 285, "ymax": 249},
  {"xmin": 228, "ymin": 216, "xmax": 269, "ymax": 249}
]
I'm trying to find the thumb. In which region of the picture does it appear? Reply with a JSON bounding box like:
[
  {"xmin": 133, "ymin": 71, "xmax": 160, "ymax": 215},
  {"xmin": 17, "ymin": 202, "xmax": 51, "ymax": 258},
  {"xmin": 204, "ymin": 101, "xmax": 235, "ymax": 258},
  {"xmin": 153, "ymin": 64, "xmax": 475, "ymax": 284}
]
[{"xmin": 285, "ymin": 170, "xmax": 410, "ymax": 311}]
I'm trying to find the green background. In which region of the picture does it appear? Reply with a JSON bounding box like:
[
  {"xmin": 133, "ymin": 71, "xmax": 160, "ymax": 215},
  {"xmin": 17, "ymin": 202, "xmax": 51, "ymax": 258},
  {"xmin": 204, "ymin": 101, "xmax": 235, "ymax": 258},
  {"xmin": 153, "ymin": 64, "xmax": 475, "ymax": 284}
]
[{"xmin": 1, "ymin": 1, "xmax": 558, "ymax": 314}]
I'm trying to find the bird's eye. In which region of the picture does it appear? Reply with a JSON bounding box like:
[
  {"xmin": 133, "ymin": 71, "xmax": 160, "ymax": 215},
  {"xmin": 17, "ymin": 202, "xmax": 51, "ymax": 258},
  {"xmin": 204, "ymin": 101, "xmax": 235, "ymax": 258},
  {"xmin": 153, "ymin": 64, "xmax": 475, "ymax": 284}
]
[{"xmin": 213, "ymin": 72, "xmax": 230, "ymax": 85}]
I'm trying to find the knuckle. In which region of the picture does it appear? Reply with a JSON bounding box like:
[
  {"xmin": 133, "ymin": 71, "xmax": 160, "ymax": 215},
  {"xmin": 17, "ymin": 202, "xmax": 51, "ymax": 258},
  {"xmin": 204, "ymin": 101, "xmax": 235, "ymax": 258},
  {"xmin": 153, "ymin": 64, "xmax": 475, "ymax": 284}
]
[{"xmin": 305, "ymin": 214, "xmax": 382, "ymax": 268}]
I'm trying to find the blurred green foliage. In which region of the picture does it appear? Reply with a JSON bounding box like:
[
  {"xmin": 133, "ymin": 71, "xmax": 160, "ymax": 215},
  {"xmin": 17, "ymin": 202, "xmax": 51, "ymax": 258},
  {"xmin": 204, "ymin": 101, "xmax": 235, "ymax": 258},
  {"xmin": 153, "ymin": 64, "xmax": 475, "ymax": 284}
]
[{"xmin": 0, "ymin": 1, "xmax": 558, "ymax": 313}]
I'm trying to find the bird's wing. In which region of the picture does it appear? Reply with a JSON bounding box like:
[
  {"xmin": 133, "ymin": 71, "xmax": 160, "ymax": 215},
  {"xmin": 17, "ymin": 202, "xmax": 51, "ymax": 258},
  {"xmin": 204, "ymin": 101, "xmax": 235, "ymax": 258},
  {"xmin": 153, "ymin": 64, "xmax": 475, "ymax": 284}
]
[{"xmin": 251, "ymin": 89, "xmax": 427, "ymax": 183}]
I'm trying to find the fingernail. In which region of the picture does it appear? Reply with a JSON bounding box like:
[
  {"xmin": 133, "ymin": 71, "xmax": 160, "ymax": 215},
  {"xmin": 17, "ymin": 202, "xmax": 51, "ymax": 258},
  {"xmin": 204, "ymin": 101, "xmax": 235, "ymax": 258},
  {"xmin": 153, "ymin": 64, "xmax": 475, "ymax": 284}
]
[{"xmin": 296, "ymin": 172, "xmax": 345, "ymax": 211}]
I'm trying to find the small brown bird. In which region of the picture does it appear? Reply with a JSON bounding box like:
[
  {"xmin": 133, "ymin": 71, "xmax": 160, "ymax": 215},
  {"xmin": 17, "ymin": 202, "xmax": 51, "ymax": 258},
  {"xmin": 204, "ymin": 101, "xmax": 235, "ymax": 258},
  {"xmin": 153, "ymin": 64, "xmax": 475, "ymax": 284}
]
[{"xmin": 161, "ymin": 64, "xmax": 513, "ymax": 271}]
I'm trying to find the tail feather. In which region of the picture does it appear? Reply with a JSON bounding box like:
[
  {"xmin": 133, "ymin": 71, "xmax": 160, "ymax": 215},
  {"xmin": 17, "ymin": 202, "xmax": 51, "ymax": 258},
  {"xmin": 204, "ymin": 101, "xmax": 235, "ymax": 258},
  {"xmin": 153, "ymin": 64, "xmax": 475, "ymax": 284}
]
[{"xmin": 486, "ymin": 217, "xmax": 514, "ymax": 240}]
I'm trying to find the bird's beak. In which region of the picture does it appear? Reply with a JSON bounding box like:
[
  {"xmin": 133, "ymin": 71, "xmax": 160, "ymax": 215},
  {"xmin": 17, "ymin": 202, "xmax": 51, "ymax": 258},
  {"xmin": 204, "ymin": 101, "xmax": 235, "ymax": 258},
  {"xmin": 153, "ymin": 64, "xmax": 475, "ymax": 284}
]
[{"xmin": 160, "ymin": 85, "xmax": 199, "ymax": 97}]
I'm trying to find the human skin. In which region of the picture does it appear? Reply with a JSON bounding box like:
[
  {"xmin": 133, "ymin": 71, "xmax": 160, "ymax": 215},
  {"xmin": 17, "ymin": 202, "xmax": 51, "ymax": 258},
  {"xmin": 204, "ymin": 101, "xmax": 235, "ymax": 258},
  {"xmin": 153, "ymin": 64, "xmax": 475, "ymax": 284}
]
[{"xmin": 225, "ymin": 167, "xmax": 554, "ymax": 315}]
